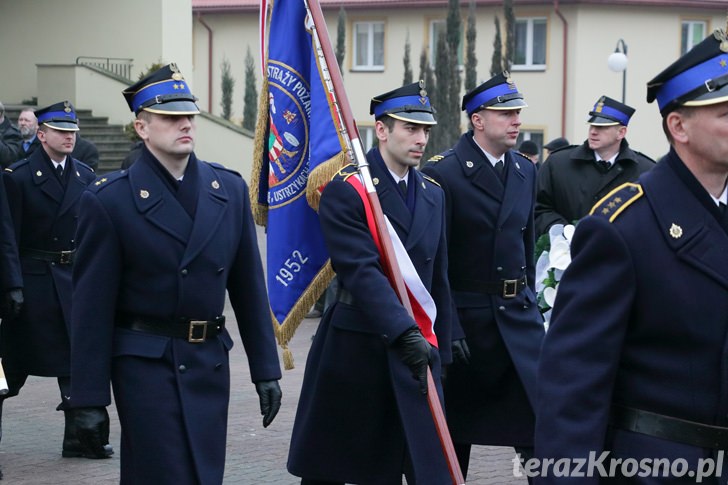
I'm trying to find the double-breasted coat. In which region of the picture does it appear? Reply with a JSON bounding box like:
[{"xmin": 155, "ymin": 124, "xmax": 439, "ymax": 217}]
[
  {"xmin": 422, "ymin": 132, "xmax": 545, "ymax": 447},
  {"xmin": 1, "ymin": 148, "xmax": 95, "ymax": 377},
  {"xmin": 535, "ymin": 150, "xmax": 728, "ymax": 483},
  {"xmin": 288, "ymin": 150, "xmax": 454, "ymax": 484},
  {"xmin": 535, "ymin": 139, "xmax": 654, "ymax": 236},
  {"xmin": 69, "ymin": 147, "xmax": 281, "ymax": 485}
]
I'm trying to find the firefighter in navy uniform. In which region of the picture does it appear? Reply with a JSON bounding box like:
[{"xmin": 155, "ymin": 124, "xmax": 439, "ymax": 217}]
[
  {"xmin": 535, "ymin": 30, "xmax": 728, "ymax": 483},
  {"xmin": 0, "ymin": 101, "xmax": 111, "ymax": 458},
  {"xmin": 422, "ymin": 72, "xmax": 545, "ymax": 479},
  {"xmin": 288, "ymin": 82, "xmax": 454, "ymax": 484},
  {"xmin": 68, "ymin": 64, "xmax": 282, "ymax": 484}
]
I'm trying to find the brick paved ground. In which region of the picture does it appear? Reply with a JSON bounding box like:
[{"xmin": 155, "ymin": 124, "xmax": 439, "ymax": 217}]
[{"xmin": 0, "ymin": 227, "xmax": 527, "ymax": 484}]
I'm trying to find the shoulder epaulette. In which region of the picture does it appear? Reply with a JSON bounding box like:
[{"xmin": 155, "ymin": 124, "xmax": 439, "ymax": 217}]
[
  {"xmin": 207, "ymin": 161, "xmax": 242, "ymax": 178},
  {"xmin": 332, "ymin": 163, "xmax": 358, "ymax": 182},
  {"xmin": 6, "ymin": 158, "xmax": 30, "ymax": 172},
  {"xmin": 514, "ymin": 151, "xmax": 533, "ymax": 162},
  {"xmin": 75, "ymin": 160, "xmax": 95, "ymax": 174},
  {"xmin": 635, "ymin": 151, "xmax": 656, "ymax": 163},
  {"xmin": 589, "ymin": 182, "xmax": 643, "ymax": 222},
  {"xmin": 428, "ymin": 154, "xmax": 445, "ymax": 163},
  {"xmin": 421, "ymin": 173, "xmax": 440, "ymax": 187},
  {"xmin": 89, "ymin": 170, "xmax": 128, "ymax": 192}
]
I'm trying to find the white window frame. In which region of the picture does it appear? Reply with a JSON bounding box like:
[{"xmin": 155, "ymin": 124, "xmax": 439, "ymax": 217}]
[
  {"xmin": 681, "ymin": 20, "xmax": 707, "ymax": 55},
  {"xmin": 352, "ymin": 21, "xmax": 385, "ymax": 71},
  {"xmin": 359, "ymin": 125, "xmax": 376, "ymax": 152},
  {"xmin": 512, "ymin": 17, "xmax": 547, "ymax": 71}
]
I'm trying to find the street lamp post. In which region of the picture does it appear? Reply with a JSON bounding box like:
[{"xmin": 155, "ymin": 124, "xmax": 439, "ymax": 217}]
[{"xmin": 607, "ymin": 39, "xmax": 628, "ymax": 104}]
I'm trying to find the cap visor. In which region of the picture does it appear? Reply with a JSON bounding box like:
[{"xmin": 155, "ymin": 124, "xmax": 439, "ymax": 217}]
[
  {"xmin": 486, "ymin": 98, "xmax": 528, "ymax": 110},
  {"xmin": 587, "ymin": 115, "xmax": 620, "ymax": 126},
  {"xmin": 142, "ymin": 100, "xmax": 201, "ymax": 115},
  {"xmin": 682, "ymin": 85, "xmax": 728, "ymax": 108},
  {"xmin": 42, "ymin": 121, "xmax": 79, "ymax": 132},
  {"xmin": 388, "ymin": 111, "xmax": 437, "ymax": 125}
]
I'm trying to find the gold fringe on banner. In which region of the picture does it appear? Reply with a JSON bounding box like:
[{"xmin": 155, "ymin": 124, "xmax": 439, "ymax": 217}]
[
  {"xmin": 272, "ymin": 261, "xmax": 335, "ymax": 370},
  {"xmin": 306, "ymin": 151, "xmax": 348, "ymax": 211},
  {"xmin": 250, "ymin": 73, "xmax": 271, "ymax": 226}
]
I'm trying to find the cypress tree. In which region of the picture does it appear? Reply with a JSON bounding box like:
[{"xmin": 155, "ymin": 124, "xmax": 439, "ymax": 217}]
[
  {"xmin": 490, "ymin": 16, "xmax": 503, "ymax": 77},
  {"xmin": 445, "ymin": 0, "xmax": 462, "ymax": 144},
  {"xmin": 465, "ymin": 0, "xmax": 478, "ymax": 92},
  {"xmin": 336, "ymin": 7, "xmax": 346, "ymax": 76},
  {"xmin": 504, "ymin": 0, "xmax": 515, "ymax": 70},
  {"xmin": 220, "ymin": 57, "xmax": 234, "ymax": 121},
  {"xmin": 242, "ymin": 47, "xmax": 258, "ymax": 131},
  {"xmin": 403, "ymin": 31, "xmax": 413, "ymax": 85}
]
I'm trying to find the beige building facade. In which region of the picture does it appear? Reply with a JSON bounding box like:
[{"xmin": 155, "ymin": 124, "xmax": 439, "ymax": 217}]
[
  {"xmin": 193, "ymin": 0, "xmax": 727, "ymax": 162},
  {"xmin": 1, "ymin": 0, "xmax": 726, "ymax": 176}
]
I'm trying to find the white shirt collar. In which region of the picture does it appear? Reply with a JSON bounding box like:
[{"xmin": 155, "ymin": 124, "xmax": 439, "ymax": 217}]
[
  {"xmin": 710, "ymin": 184, "xmax": 728, "ymax": 206},
  {"xmin": 388, "ymin": 168, "xmax": 408, "ymax": 185},
  {"xmin": 471, "ymin": 134, "xmax": 504, "ymax": 167}
]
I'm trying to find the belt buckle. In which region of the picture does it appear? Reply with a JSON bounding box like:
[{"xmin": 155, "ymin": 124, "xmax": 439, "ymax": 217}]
[
  {"xmin": 59, "ymin": 250, "xmax": 73, "ymax": 265},
  {"xmin": 188, "ymin": 321, "xmax": 208, "ymax": 343},
  {"xmin": 503, "ymin": 279, "xmax": 518, "ymax": 298}
]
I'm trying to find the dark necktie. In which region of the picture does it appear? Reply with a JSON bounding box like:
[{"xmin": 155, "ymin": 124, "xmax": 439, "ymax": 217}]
[
  {"xmin": 398, "ymin": 180, "xmax": 407, "ymax": 197},
  {"xmin": 494, "ymin": 160, "xmax": 504, "ymax": 178},
  {"xmin": 597, "ymin": 160, "xmax": 611, "ymax": 171},
  {"xmin": 56, "ymin": 164, "xmax": 64, "ymax": 178}
]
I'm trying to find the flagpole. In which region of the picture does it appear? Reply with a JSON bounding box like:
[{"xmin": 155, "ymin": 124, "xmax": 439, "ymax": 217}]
[{"xmin": 305, "ymin": 1, "xmax": 464, "ymax": 483}]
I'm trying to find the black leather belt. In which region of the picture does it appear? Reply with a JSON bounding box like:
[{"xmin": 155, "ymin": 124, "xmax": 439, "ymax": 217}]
[
  {"xmin": 611, "ymin": 404, "xmax": 728, "ymax": 449},
  {"xmin": 117, "ymin": 314, "xmax": 225, "ymax": 343},
  {"xmin": 21, "ymin": 248, "xmax": 75, "ymax": 265},
  {"xmin": 450, "ymin": 276, "xmax": 527, "ymax": 298}
]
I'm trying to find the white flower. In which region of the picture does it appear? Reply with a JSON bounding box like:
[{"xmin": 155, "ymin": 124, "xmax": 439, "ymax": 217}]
[{"xmin": 535, "ymin": 224, "xmax": 576, "ymax": 331}]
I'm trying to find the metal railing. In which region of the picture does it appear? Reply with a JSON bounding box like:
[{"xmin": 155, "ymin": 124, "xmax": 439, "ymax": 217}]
[{"xmin": 76, "ymin": 56, "xmax": 133, "ymax": 80}]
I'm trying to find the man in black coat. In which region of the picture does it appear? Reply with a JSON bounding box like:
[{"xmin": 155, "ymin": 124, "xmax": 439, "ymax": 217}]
[
  {"xmin": 422, "ymin": 72, "xmax": 545, "ymax": 479},
  {"xmin": 0, "ymin": 102, "xmax": 22, "ymax": 168},
  {"xmin": 535, "ymin": 96, "xmax": 655, "ymax": 236},
  {"xmin": 0, "ymin": 101, "xmax": 110, "ymax": 458}
]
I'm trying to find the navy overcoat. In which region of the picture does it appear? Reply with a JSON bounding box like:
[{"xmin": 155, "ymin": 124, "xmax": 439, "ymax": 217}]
[
  {"xmin": 70, "ymin": 148, "xmax": 281, "ymax": 485},
  {"xmin": 2, "ymin": 148, "xmax": 95, "ymax": 376},
  {"xmin": 422, "ymin": 132, "xmax": 545, "ymax": 447},
  {"xmin": 288, "ymin": 150, "xmax": 454, "ymax": 484},
  {"xmin": 535, "ymin": 150, "xmax": 728, "ymax": 483}
]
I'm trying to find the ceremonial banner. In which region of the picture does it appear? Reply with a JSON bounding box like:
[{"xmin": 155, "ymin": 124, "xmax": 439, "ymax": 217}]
[{"xmin": 252, "ymin": 0, "xmax": 347, "ymax": 368}]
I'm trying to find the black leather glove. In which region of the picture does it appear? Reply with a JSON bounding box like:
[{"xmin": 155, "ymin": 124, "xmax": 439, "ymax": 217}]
[
  {"xmin": 73, "ymin": 407, "xmax": 112, "ymax": 459},
  {"xmin": 255, "ymin": 380, "xmax": 282, "ymax": 428},
  {"xmin": 2, "ymin": 288, "xmax": 23, "ymax": 319},
  {"xmin": 452, "ymin": 338, "xmax": 471, "ymax": 366},
  {"xmin": 393, "ymin": 327, "xmax": 432, "ymax": 395}
]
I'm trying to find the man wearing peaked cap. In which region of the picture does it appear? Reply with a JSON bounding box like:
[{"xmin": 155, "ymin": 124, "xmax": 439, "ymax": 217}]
[
  {"xmin": 288, "ymin": 81, "xmax": 454, "ymax": 484},
  {"xmin": 422, "ymin": 72, "xmax": 544, "ymax": 479},
  {"xmin": 68, "ymin": 63, "xmax": 282, "ymax": 483},
  {"xmin": 0, "ymin": 100, "xmax": 104, "ymax": 459},
  {"xmin": 535, "ymin": 31, "xmax": 728, "ymax": 483},
  {"xmin": 535, "ymin": 95, "xmax": 654, "ymax": 237}
]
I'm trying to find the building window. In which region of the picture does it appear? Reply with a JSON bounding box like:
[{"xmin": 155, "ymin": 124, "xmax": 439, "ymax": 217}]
[
  {"xmin": 359, "ymin": 125, "xmax": 376, "ymax": 152},
  {"xmin": 513, "ymin": 18, "xmax": 546, "ymax": 70},
  {"xmin": 429, "ymin": 20, "xmax": 463, "ymax": 68},
  {"xmin": 681, "ymin": 20, "xmax": 706, "ymax": 55},
  {"xmin": 353, "ymin": 21, "xmax": 385, "ymax": 71}
]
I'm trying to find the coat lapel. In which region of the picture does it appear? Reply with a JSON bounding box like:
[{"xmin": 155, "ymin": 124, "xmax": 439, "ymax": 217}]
[
  {"xmin": 405, "ymin": 171, "xmax": 437, "ymax": 250},
  {"xmin": 180, "ymin": 160, "xmax": 229, "ymax": 267},
  {"xmin": 456, "ymin": 138, "xmax": 503, "ymax": 202},
  {"xmin": 644, "ymin": 160, "xmax": 728, "ymax": 290},
  {"xmin": 497, "ymin": 151, "xmax": 528, "ymax": 226},
  {"xmin": 57, "ymin": 158, "xmax": 87, "ymax": 217},
  {"xmin": 29, "ymin": 152, "xmax": 64, "ymax": 204},
  {"xmin": 128, "ymin": 158, "xmax": 192, "ymax": 244},
  {"xmin": 370, "ymin": 158, "xmax": 412, "ymax": 238}
]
